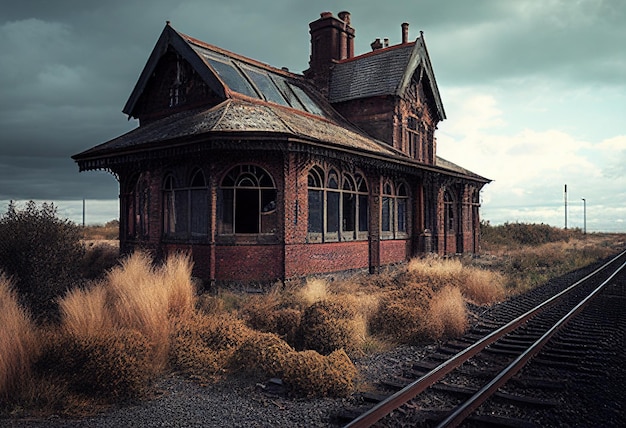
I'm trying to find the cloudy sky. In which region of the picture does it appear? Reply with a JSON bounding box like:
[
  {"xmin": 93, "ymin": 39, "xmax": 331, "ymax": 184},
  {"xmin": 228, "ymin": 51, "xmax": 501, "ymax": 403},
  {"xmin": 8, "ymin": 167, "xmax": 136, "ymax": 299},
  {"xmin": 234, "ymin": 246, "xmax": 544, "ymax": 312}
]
[{"xmin": 1, "ymin": 0, "xmax": 625, "ymax": 231}]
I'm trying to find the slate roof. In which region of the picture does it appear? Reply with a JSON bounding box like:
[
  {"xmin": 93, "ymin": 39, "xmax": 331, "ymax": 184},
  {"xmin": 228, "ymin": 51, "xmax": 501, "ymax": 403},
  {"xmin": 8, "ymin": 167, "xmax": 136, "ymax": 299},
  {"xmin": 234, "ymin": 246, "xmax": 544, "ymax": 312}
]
[{"xmin": 329, "ymin": 37, "xmax": 446, "ymax": 121}]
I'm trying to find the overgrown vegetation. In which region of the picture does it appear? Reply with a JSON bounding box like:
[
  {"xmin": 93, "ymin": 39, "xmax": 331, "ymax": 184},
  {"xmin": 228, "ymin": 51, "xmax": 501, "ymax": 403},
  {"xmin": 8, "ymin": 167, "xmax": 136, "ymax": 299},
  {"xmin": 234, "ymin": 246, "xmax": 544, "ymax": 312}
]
[
  {"xmin": 478, "ymin": 221, "xmax": 622, "ymax": 292},
  {"xmin": 1, "ymin": 213, "xmax": 624, "ymax": 420},
  {"xmin": 0, "ymin": 201, "xmax": 85, "ymax": 323}
]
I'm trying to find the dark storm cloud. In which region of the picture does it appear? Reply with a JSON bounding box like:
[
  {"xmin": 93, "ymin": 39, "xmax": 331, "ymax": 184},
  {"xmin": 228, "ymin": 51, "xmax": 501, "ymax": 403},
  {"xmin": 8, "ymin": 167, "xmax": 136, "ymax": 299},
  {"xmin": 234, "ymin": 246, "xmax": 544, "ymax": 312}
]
[{"xmin": 0, "ymin": 0, "xmax": 624, "ymax": 207}]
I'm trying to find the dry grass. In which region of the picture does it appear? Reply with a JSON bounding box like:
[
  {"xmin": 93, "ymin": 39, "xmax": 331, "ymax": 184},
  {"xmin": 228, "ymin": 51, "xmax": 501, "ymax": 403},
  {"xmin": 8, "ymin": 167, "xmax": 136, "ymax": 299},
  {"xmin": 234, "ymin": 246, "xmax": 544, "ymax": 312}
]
[
  {"xmin": 427, "ymin": 286, "xmax": 468, "ymax": 339},
  {"xmin": 0, "ymin": 274, "xmax": 39, "ymax": 402},
  {"xmin": 407, "ymin": 256, "xmax": 506, "ymax": 304}
]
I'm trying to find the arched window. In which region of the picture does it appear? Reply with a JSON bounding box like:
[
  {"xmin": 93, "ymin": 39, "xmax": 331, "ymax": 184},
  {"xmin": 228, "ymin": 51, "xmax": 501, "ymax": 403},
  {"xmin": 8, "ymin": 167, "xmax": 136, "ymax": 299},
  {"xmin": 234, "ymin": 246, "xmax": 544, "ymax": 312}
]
[
  {"xmin": 307, "ymin": 166, "xmax": 324, "ymax": 235},
  {"xmin": 163, "ymin": 168, "xmax": 209, "ymax": 240},
  {"xmin": 307, "ymin": 166, "xmax": 369, "ymax": 242},
  {"xmin": 382, "ymin": 180, "xmax": 410, "ymax": 239},
  {"xmin": 219, "ymin": 165, "xmax": 277, "ymax": 234}
]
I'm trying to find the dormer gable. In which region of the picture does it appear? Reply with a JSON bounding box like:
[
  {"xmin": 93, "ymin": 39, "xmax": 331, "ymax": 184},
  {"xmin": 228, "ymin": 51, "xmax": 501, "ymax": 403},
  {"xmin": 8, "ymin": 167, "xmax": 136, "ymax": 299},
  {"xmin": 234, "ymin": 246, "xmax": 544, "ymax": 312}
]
[
  {"xmin": 328, "ymin": 26, "xmax": 446, "ymax": 164},
  {"xmin": 124, "ymin": 22, "xmax": 333, "ymax": 126}
]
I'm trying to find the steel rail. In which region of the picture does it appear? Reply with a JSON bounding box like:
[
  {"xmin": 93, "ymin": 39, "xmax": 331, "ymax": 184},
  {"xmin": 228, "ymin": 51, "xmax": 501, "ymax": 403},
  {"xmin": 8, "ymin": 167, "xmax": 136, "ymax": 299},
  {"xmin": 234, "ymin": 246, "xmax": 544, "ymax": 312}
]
[
  {"xmin": 344, "ymin": 250, "xmax": 626, "ymax": 428},
  {"xmin": 435, "ymin": 256, "xmax": 626, "ymax": 427}
]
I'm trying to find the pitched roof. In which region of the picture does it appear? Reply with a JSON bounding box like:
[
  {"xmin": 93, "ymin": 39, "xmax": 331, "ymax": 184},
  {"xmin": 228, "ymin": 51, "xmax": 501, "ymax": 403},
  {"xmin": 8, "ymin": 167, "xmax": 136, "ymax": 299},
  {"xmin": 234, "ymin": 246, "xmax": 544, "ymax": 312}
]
[
  {"xmin": 74, "ymin": 23, "xmax": 487, "ymax": 184},
  {"xmin": 329, "ymin": 36, "xmax": 446, "ymax": 120}
]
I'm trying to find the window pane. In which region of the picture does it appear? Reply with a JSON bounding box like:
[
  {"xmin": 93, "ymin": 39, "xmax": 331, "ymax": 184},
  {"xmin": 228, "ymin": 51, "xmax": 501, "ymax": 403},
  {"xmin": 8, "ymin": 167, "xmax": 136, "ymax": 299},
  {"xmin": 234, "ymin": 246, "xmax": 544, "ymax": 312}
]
[
  {"xmin": 308, "ymin": 190, "xmax": 323, "ymax": 233},
  {"xmin": 206, "ymin": 58, "xmax": 259, "ymax": 98},
  {"xmin": 358, "ymin": 194, "xmax": 368, "ymax": 232},
  {"xmin": 289, "ymin": 84, "xmax": 325, "ymax": 117},
  {"xmin": 235, "ymin": 188, "xmax": 259, "ymax": 233},
  {"xmin": 327, "ymin": 191, "xmax": 340, "ymax": 233},
  {"xmin": 174, "ymin": 189, "xmax": 188, "ymax": 237},
  {"xmin": 382, "ymin": 196, "xmax": 392, "ymax": 232},
  {"xmin": 398, "ymin": 199, "xmax": 407, "ymax": 233},
  {"xmin": 342, "ymin": 193, "xmax": 355, "ymax": 232},
  {"xmin": 190, "ymin": 189, "xmax": 208, "ymax": 236},
  {"xmin": 164, "ymin": 190, "xmax": 175, "ymax": 237},
  {"xmin": 243, "ymin": 67, "xmax": 290, "ymax": 107},
  {"xmin": 261, "ymin": 189, "xmax": 277, "ymax": 234},
  {"xmin": 220, "ymin": 188, "xmax": 234, "ymax": 234}
]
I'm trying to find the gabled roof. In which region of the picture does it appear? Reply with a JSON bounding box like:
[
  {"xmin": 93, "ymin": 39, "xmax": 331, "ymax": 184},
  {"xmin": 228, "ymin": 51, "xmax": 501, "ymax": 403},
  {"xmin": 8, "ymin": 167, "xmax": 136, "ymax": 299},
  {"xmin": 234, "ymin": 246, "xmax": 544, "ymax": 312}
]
[
  {"xmin": 329, "ymin": 35, "xmax": 446, "ymax": 121},
  {"xmin": 123, "ymin": 23, "xmax": 331, "ymax": 121}
]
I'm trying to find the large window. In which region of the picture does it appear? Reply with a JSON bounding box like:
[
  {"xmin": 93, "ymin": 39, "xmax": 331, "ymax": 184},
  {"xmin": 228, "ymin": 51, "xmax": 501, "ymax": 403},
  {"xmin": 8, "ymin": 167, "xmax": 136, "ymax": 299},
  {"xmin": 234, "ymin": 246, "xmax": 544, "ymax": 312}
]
[
  {"xmin": 219, "ymin": 165, "xmax": 277, "ymax": 235},
  {"xmin": 307, "ymin": 166, "xmax": 368, "ymax": 242},
  {"xmin": 381, "ymin": 180, "xmax": 410, "ymax": 239},
  {"xmin": 163, "ymin": 168, "xmax": 209, "ymax": 240}
]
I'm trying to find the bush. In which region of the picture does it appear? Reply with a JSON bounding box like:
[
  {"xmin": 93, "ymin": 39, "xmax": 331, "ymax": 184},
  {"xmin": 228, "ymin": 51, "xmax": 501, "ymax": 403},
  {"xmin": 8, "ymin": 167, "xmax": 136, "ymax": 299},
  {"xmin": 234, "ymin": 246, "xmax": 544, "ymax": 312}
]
[
  {"xmin": 80, "ymin": 243, "xmax": 119, "ymax": 279},
  {"xmin": 282, "ymin": 349, "xmax": 356, "ymax": 398},
  {"xmin": 369, "ymin": 283, "xmax": 434, "ymax": 344},
  {"xmin": 37, "ymin": 329, "xmax": 155, "ymax": 401},
  {"xmin": 0, "ymin": 201, "xmax": 85, "ymax": 323},
  {"xmin": 231, "ymin": 331, "xmax": 294, "ymax": 378},
  {"xmin": 298, "ymin": 299, "xmax": 361, "ymax": 356},
  {"xmin": 169, "ymin": 312, "xmax": 252, "ymax": 379}
]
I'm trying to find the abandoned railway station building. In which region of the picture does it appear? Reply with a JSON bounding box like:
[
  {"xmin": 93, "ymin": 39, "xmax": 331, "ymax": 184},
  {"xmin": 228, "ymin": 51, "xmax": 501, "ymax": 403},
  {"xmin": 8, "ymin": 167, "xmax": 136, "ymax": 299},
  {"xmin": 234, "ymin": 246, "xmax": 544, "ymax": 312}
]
[{"xmin": 73, "ymin": 11, "xmax": 490, "ymax": 285}]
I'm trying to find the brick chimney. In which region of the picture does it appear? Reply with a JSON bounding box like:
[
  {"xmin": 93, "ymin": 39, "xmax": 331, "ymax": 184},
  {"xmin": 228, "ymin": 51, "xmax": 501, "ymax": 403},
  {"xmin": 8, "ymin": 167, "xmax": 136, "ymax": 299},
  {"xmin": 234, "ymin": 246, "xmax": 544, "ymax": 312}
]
[
  {"xmin": 401, "ymin": 22, "xmax": 409, "ymax": 44},
  {"xmin": 304, "ymin": 11, "xmax": 355, "ymax": 96}
]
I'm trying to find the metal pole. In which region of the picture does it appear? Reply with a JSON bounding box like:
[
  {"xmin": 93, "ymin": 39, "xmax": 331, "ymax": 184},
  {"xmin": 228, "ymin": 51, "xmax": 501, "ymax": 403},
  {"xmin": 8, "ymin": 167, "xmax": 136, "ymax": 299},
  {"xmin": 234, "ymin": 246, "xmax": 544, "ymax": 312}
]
[
  {"xmin": 582, "ymin": 198, "xmax": 586, "ymax": 234},
  {"xmin": 565, "ymin": 184, "xmax": 567, "ymax": 230},
  {"xmin": 82, "ymin": 198, "xmax": 85, "ymax": 228}
]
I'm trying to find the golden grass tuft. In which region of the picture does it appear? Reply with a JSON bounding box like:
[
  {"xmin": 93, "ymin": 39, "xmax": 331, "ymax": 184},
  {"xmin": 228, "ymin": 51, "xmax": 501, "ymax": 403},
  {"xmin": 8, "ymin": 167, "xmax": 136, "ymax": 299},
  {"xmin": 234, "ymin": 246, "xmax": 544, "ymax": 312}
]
[
  {"xmin": 298, "ymin": 278, "xmax": 328, "ymax": 305},
  {"xmin": 0, "ymin": 273, "xmax": 39, "ymax": 402},
  {"xmin": 59, "ymin": 284, "xmax": 112, "ymax": 337},
  {"xmin": 407, "ymin": 256, "xmax": 505, "ymax": 304},
  {"xmin": 427, "ymin": 286, "xmax": 468, "ymax": 339}
]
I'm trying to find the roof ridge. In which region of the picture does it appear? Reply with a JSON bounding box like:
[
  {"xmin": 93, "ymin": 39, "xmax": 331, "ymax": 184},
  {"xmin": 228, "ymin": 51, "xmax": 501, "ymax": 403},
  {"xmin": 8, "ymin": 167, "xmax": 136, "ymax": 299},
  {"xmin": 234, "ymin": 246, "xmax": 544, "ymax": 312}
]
[{"xmin": 335, "ymin": 41, "xmax": 416, "ymax": 64}]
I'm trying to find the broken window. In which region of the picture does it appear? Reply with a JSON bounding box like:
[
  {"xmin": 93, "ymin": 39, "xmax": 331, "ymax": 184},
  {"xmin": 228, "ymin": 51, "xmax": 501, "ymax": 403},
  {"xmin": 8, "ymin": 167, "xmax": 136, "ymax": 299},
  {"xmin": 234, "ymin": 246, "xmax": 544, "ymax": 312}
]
[{"xmin": 219, "ymin": 165, "xmax": 277, "ymax": 235}]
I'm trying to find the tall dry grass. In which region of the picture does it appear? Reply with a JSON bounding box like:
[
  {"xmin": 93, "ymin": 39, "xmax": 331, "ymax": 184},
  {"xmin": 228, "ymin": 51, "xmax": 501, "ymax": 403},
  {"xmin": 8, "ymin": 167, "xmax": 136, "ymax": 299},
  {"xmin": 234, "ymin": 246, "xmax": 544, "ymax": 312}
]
[
  {"xmin": 427, "ymin": 286, "xmax": 468, "ymax": 338},
  {"xmin": 407, "ymin": 256, "xmax": 505, "ymax": 304},
  {"xmin": 0, "ymin": 273, "xmax": 39, "ymax": 402},
  {"xmin": 58, "ymin": 251, "xmax": 197, "ymax": 372}
]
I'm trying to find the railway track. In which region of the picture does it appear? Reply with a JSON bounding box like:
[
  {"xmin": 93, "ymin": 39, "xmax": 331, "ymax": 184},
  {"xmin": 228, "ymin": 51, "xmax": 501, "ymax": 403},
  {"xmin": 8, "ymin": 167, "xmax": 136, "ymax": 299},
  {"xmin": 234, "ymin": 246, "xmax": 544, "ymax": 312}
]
[{"xmin": 339, "ymin": 251, "xmax": 626, "ymax": 427}]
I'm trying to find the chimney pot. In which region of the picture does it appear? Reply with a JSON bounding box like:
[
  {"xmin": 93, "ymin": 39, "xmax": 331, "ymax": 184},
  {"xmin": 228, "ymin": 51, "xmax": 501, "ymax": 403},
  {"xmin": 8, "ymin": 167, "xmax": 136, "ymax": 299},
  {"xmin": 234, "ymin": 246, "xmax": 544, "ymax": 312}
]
[
  {"xmin": 320, "ymin": 11, "xmax": 333, "ymax": 19},
  {"xmin": 338, "ymin": 11, "xmax": 351, "ymax": 25},
  {"xmin": 383, "ymin": 38, "xmax": 389, "ymax": 48},
  {"xmin": 371, "ymin": 38, "xmax": 383, "ymax": 51},
  {"xmin": 401, "ymin": 22, "xmax": 409, "ymax": 43}
]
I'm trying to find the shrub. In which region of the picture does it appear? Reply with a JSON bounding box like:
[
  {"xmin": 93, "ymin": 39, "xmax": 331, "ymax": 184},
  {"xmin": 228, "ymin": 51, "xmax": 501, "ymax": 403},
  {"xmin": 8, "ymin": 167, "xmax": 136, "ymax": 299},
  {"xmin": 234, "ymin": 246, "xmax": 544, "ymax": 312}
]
[
  {"xmin": 298, "ymin": 299, "xmax": 361, "ymax": 356},
  {"xmin": 169, "ymin": 312, "xmax": 252, "ymax": 379},
  {"xmin": 231, "ymin": 331, "xmax": 294, "ymax": 378},
  {"xmin": 0, "ymin": 201, "xmax": 85, "ymax": 322},
  {"xmin": 38, "ymin": 329, "xmax": 155, "ymax": 401},
  {"xmin": 80, "ymin": 243, "xmax": 119, "ymax": 280},
  {"xmin": 0, "ymin": 274, "xmax": 39, "ymax": 402},
  {"xmin": 369, "ymin": 283, "xmax": 433, "ymax": 344},
  {"xmin": 282, "ymin": 349, "xmax": 356, "ymax": 398}
]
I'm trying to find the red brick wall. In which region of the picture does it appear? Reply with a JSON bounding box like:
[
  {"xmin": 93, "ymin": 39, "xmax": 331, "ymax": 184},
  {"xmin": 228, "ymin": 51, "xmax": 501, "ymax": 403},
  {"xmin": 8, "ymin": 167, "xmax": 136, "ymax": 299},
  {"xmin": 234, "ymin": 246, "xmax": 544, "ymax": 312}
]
[
  {"xmin": 216, "ymin": 244, "xmax": 284, "ymax": 282},
  {"xmin": 380, "ymin": 239, "xmax": 410, "ymax": 265},
  {"xmin": 285, "ymin": 241, "xmax": 369, "ymax": 277}
]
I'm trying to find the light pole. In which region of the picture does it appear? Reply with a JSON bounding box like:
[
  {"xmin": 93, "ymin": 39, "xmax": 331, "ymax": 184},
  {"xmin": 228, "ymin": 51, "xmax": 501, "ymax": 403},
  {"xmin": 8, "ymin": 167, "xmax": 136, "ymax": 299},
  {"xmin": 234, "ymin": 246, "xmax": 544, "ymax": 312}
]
[{"xmin": 582, "ymin": 198, "xmax": 586, "ymax": 234}]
